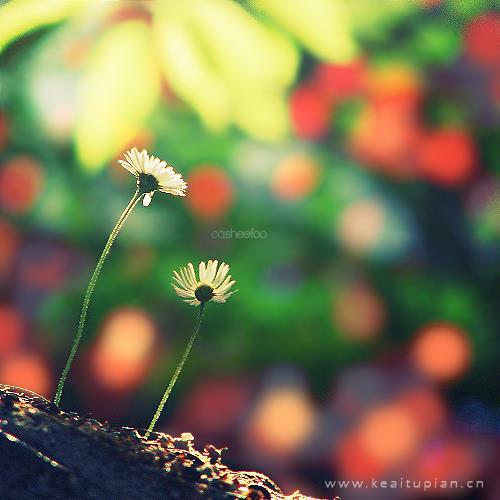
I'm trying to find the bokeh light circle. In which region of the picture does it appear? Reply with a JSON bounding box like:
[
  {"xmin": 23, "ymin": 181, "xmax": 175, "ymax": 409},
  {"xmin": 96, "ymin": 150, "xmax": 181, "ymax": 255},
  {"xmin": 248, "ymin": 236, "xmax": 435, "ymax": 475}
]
[
  {"xmin": 357, "ymin": 403, "xmax": 420, "ymax": 466},
  {"xmin": 416, "ymin": 129, "xmax": 477, "ymax": 186},
  {"xmin": 337, "ymin": 198, "xmax": 385, "ymax": 255},
  {"xmin": 290, "ymin": 84, "xmax": 331, "ymax": 140},
  {"xmin": 411, "ymin": 323, "xmax": 471, "ymax": 382},
  {"xmin": 0, "ymin": 352, "xmax": 51, "ymax": 397},
  {"xmin": 350, "ymin": 103, "xmax": 420, "ymax": 178},
  {"xmin": 272, "ymin": 154, "xmax": 321, "ymax": 201},
  {"xmin": 245, "ymin": 387, "xmax": 316, "ymax": 459},
  {"xmin": 91, "ymin": 307, "xmax": 156, "ymax": 391},
  {"xmin": 0, "ymin": 156, "xmax": 44, "ymax": 214},
  {"xmin": 333, "ymin": 283, "xmax": 386, "ymax": 340},
  {"xmin": 187, "ymin": 165, "xmax": 234, "ymax": 220},
  {"xmin": 0, "ymin": 305, "xmax": 25, "ymax": 357},
  {"xmin": 465, "ymin": 13, "xmax": 500, "ymax": 68},
  {"xmin": 366, "ymin": 64, "xmax": 421, "ymax": 109},
  {"xmin": 313, "ymin": 59, "xmax": 366, "ymax": 100}
]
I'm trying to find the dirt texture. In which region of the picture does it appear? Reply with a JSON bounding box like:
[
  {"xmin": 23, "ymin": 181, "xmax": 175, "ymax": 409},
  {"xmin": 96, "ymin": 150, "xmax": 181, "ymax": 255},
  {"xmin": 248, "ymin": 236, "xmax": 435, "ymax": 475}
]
[{"xmin": 0, "ymin": 385, "xmax": 311, "ymax": 500}]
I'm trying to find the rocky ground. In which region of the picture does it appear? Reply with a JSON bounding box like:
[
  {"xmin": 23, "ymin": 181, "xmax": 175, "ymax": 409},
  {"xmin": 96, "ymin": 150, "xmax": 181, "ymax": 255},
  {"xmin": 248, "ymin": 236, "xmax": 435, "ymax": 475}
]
[{"xmin": 0, "ymin": 385, "xmax": 311, "ymax": 500}]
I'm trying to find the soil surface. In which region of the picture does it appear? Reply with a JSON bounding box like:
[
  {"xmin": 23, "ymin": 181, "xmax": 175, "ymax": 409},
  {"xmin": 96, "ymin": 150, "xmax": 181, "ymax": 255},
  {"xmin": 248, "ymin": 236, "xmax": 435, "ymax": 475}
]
[{"xmin": 0, "ymin": 385, "xmax": 310, "ymax": 500}]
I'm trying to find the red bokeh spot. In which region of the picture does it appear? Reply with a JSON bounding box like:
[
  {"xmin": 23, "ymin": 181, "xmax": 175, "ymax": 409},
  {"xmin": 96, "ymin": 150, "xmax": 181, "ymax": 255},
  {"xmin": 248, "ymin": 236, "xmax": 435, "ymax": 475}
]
[
  {"xmin": 397, "ymin": 388, "xmax": 448, "ymax": 437},
  {"xmin": 177, "ymin": 378, "xmax": 250, "ymax": 435},
  {"xmin": 0, "ymin": 156, "xmax": 44, "ymax": 214},
  {"xmin": 336, "ymin": 432, "xmax": 385, "ymax": 480},
  {"xmin": 313, "ymin": 59, "xmax": 366, "ymax": 101},
  {"xmin": 0, "ymin": 305, "xmax": 25, "ymax": 357},
  {"xmin": 0, "ymin": 352, "xmax": 52, "ymax": 397},
  {"xmin": 412, "ymin": 323, "xmax": 471, "ymax": 382},
  {"xmin": 465, "ymin": 13, "xmax": 500, "ymax": 68},
  {"xmin": 187, "ymin": 165, "xmax": 234, "ymax": 220},
  {"xmin": 290, "ymin": 84, "xmax": 332, "ymax": 140},
  {"xmin": 416, "ymin": 129, "xmax": 477, "ymax": 186}
]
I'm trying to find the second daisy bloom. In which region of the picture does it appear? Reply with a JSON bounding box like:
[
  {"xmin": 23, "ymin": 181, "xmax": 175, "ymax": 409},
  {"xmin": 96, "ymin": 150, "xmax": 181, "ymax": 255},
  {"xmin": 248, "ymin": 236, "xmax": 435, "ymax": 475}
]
[
  {"xmin": 173, "ymin": 260, "xmax": 236, "ymax": 306},
  {"xmin": 145, "ymin": 261, "xmax": 237, "ymax": 437}
]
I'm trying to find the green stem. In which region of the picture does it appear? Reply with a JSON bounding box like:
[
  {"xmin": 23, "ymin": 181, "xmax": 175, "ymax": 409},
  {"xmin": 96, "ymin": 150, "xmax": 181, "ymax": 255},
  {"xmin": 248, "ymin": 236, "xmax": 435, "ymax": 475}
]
[
  {"xmin": 145, "ymin": 303, "xmax": 206, "ymax": 439},
  {"xmin": 54, "ymin": 189, "xmax": 142, "ymax": 407}
]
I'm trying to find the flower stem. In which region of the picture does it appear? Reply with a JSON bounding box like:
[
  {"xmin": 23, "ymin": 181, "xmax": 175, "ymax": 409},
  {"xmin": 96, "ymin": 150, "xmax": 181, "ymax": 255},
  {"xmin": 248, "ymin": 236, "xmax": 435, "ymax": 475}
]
[
  {"xmin": 54, "ymin": 189, "xmax": 142, "ymax": 407},
  {"xmin": 145, "ymin": 303, "xmax": 206, "ymax": 439}
]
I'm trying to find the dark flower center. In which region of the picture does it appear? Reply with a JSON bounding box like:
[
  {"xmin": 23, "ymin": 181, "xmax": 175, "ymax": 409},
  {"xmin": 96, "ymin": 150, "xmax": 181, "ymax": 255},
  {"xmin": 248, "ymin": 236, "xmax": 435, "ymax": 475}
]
[
  {"xmin": 195, "ymin": 285, "xmax": 214, "ymax": 303},
  {"xmin": 138, "ymin": 173, "xmax": 159, "ymax": 194}
]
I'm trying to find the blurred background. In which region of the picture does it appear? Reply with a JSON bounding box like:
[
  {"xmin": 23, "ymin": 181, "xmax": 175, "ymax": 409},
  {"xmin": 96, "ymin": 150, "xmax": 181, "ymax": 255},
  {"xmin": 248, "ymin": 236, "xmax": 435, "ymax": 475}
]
[{"xmin": 0, "ymin": 0, "xmax": 499, "ymax": 498}]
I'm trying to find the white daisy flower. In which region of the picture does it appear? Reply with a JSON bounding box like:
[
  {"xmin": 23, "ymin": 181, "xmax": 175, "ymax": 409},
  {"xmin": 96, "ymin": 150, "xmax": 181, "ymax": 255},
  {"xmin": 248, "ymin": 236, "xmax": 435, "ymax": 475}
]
[
  {"xmin": 173, "ymin": 260, "xmax": 237, "ymax": 306},
  {"xmin": 118, "ymin": 147, "xmax": 187, "ymax": 206}
]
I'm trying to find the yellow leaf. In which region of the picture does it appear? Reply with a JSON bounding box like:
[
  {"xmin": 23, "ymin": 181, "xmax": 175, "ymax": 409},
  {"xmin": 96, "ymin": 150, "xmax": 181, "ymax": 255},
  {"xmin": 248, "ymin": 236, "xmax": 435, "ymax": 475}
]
[
  {"xmin": 75, "ymin": 21, "xmax": 160, "ymax": 171},
  {"xmin": 0, "ymin": 0, "xmax": 82, "ymax": 53},
  {"xmin": 189, "ymin": 0, "xmax": 298, "ymax": 90},
  {"xmin": 154, "ymin": 7, "xmax": 231, "ymax": 132},
  {"xmin": 253, "ymin": 0, "xmax": 358, "ymax": 63}
]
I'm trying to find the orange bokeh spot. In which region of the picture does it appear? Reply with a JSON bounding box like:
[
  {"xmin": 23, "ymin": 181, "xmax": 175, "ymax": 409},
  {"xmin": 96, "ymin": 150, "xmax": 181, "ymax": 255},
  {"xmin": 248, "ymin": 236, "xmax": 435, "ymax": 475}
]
[
  {"xmin": 187, "ymin": 165, "xmax": 234, "ymax": 220},
  {"xmin": 0, "ymin": 156, "xmax": 44, "ymax": 214},
  {"xmin": 272, "ymin": 154, "xmax": 321, "ymax": 201},
  {"xmin": 465, "ymin": 13, "xmax": 500, "ymax": 68},
  {"xmin": 412, "ymin": 323, "xmax": 471, "ymax": 382},
  {"xmin": 0, "ymin": 352, "xmax": 51, "ymax": 397},
  {"xmin": 0, "ymin": 305, "xmax": 25, "ymax": 357},
  {"xmin": 91, "ymin": 308, "xmax": 156, "ymax": 392},
  {"xmin": 313, "ymin": 59, "xmax": 366, "ymax": 101},
  {"xmin": 366, "ymin": 65, "xmax": 422, "ymax": 110},
  {"xmin": 290, "ymin": 84, "xmax": 332, "ymax": 140},
  {"xmin": 357, "ymin": 404, "xmax": 420, "ymax": 467},
  {"xmin": 416, "ymin": 129, "xmax": 477, "ymax": 187},
  {"xmin": 245, "ymin": 388, "xmax": 316, "ymax": 459},
  {"xmin": 337, "ymin": 198, "xmax": 385, "ymax": 255},
  {"xmin": 333, "ymin": 284, "xmax": 386, "ymax": 340},
  {"xmin": 350, "ymin": 102, "xmax": 420, "ymax": 178}
]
